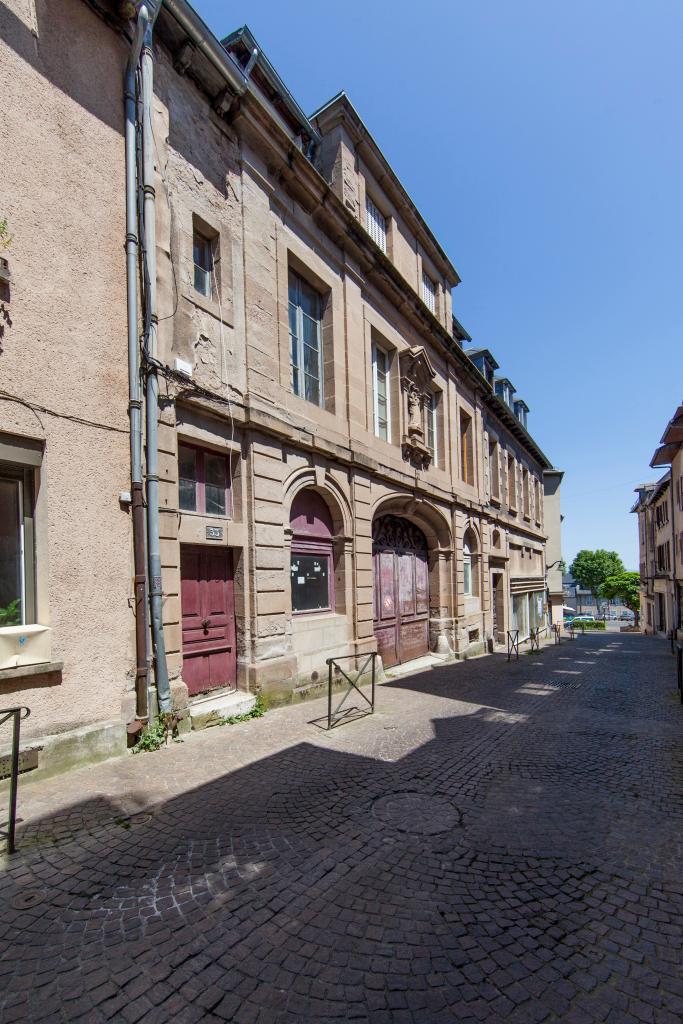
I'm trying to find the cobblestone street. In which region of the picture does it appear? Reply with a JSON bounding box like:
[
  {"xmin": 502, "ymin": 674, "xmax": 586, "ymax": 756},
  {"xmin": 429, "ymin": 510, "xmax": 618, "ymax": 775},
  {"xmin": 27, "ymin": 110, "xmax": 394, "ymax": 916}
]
[{"xmin": 1, "ymin": 632, "xmax": 682, "ymax": 1023}]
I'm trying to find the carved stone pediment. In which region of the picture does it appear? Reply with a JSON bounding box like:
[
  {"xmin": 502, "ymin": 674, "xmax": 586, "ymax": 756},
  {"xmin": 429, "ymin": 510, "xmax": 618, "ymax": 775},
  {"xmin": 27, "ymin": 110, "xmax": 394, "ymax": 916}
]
[{"xmin": 399, "ymin": 346, "xmax": 436, "ymax": 393}]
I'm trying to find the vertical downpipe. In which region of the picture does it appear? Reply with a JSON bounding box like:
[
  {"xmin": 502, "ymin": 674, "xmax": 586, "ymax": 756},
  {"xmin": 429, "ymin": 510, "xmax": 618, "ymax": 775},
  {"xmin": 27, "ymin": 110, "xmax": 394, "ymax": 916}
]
[
  {"xmin": 141, "ymin": 15, "xmax": 171, "ymax": 713},
  {"xmin": 125, "ymin": 6, "xmax": 149, "ymax": 720}
]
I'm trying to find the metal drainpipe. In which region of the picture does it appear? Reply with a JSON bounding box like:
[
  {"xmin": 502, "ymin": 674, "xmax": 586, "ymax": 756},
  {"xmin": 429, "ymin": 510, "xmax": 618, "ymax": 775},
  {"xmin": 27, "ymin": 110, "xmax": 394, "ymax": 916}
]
[
  {"xmin": 141, "ymin": 8, "xmax": 172, "ymax": 714},
  {"xmin": 125, "ymin": 5, "xmax": 150, "ymax": 721}
]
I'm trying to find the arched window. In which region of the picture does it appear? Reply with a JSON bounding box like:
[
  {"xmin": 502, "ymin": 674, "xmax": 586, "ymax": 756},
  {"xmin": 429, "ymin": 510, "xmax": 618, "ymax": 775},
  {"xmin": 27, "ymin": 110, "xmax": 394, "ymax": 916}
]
[
  {"xmin": 290, "ymin": 490, "xmax": 334, "ymax": 613},
  {"xmin": 463, "ymin": 528, "xmax": 479, "ymax": 599},
  {"xmin": 463, "ymin": 537, "xmax": 473, "ymax": 596}
]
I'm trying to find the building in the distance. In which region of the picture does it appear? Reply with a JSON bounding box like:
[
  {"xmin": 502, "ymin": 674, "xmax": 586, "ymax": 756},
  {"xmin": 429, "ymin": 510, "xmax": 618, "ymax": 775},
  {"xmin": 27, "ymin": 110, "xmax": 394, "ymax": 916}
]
[{"xmin": 645, "ymin": 402, "xmax": 683, "ymax": 638}]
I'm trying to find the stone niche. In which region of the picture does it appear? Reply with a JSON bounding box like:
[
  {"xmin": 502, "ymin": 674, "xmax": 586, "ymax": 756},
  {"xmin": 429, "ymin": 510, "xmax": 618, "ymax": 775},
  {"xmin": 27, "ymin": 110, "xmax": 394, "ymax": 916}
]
[{"xmin": 399, "ymin": 346, "xmax": 436, "ymax": 471}]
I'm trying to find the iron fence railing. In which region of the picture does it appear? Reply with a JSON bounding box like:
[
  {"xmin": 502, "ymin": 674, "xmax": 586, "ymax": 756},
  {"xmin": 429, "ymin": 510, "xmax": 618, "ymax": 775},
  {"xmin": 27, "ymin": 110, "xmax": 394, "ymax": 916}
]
[
  {"xmin": 1, "ymin": 706, "xmax": 30, "ymax": 855},
  {"xmin": 325, "ymin": 652, "xmax": 377, "ymax": 730}
]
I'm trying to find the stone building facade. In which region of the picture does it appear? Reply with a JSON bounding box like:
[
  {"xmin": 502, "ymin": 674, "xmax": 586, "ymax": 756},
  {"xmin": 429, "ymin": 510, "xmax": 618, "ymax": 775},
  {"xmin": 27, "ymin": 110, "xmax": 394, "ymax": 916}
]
[
  {"xmin": 0, "ymin": 0, "xmax": 559, "ymax": 770},
  {"xmin": 638, "ymin": 402, "xmax": 683, "ymax": 638}
]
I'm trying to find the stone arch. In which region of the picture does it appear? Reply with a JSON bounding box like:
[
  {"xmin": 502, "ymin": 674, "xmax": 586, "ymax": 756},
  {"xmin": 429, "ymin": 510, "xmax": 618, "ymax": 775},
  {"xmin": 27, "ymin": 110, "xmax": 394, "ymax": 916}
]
[
  {"xmin": 284, "ymin": 472, "xmax": 353, "ymax": 620},
  {"xmin": 284, "ymin": 469, "xmax": 352, "ymax": 539},
  {"xmin": 371, "ymin": 494, "xmax": 454, "ymax": 659},
  {"xmin": 371, "ymin": 494, "xmax": 452, "ymax": 554}
]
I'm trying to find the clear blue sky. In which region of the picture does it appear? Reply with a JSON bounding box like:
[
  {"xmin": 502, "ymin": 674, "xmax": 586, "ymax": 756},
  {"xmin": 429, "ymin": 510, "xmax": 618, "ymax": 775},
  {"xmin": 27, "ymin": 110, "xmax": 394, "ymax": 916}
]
[{"xmin": 194, "ymin": 0, "xmax": 683, "ymax": 571}]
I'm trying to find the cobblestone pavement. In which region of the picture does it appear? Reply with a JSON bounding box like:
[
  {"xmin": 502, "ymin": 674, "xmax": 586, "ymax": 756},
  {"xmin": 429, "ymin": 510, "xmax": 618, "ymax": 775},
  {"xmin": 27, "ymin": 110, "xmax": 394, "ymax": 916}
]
[{"xmin": 1, "ymin": 632, "xmax": 683, "ymax": 1023}]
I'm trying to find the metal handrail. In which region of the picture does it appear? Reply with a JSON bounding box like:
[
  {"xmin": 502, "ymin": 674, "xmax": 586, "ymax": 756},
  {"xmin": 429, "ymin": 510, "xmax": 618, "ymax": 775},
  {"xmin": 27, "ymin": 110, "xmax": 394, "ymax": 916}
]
[
  {"xmin": 325, "ymin": 652, "xmax": 377, "ymax": 730},
  {"xmin": 552, "ymin": 623, "xmax": 562, "ymax": 644},
  {"xmin": 1, "ymin": 706, "xmax": 31, "ymax": 854}
]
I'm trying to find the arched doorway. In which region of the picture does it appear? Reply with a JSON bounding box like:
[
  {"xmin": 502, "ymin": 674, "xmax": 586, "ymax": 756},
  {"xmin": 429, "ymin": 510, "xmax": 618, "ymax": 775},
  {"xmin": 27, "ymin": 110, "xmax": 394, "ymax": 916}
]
[{"xmin": 372, "ymin": 514, "xmax": 429, "ymax": 668}]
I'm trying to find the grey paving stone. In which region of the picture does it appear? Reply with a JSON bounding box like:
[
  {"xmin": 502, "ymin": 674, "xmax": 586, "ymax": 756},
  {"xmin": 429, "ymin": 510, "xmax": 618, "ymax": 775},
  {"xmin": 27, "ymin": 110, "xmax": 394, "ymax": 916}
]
[{"xmin": 1, "ymin": 632, "xmax": 682, "ymax": 1023}]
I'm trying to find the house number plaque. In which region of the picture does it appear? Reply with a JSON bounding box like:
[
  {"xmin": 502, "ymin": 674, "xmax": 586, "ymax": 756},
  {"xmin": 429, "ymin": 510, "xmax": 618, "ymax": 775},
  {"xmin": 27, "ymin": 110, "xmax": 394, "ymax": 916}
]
[{"xmin": 206, "ymin": 525, "xmax": 223, "ymax": 540}]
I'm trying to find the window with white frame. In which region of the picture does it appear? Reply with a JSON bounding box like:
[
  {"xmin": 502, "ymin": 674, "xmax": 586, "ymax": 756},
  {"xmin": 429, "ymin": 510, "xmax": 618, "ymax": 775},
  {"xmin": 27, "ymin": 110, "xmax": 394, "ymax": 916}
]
[
  {"xmin": 288, "ymin": 269, "xmax": 323, "ymax": 406},
  {"xmin": 463, "ymin": 536, "xmax": 472, "ymax": 597},
  {"xmin": 366, "ymin": 195, "xmax": 387, "ymax": 253},
  {"xmin": 0, "ymin": 460, "xmax": 36, "ymax": 627},
  {"xmin": 422, "ymin": 271, "xmax": 436, "ymax": 313},
  {"xmin": 427, "ymin": 394, "xmax": 437, "ymax": 465},
  {"xmin": 371, "ymin": 342, "xmax": 391, "ymax": 441}
]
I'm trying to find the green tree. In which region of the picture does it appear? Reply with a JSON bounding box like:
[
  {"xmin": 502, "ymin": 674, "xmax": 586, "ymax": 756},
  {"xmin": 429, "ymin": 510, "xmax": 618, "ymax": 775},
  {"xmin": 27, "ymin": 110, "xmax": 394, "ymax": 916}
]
[
  {"xmin": 569, "ymin": 549, "xmax": 625, "ymax": 616},
  {"xmin": 600, "ymin": 571, "xmax": 641, "ymax": 627}
]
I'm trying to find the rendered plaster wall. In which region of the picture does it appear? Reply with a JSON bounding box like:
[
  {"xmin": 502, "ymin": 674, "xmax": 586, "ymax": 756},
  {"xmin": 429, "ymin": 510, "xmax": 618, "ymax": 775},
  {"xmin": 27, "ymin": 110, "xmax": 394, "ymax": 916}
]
[{"xmin": 0, "ymin": 0, "xmax": 134, "ymax": 744}]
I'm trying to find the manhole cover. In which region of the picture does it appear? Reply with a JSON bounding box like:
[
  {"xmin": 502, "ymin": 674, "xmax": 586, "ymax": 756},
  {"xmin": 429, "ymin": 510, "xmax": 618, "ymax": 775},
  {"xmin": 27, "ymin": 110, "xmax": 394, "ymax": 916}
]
[
  {"xmin": 372, "ymin": 791, "xmax": 461, "ymax": 835},
  {"xmin": 12, "ymin": 889, "xmax": 45, "ymax": 910}
]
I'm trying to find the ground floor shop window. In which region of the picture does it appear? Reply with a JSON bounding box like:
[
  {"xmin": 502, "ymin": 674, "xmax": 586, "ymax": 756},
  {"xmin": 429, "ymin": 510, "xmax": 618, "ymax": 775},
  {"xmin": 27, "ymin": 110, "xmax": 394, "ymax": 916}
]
[
  {"xmin": 511, "ymin": 593, "xmax": 529, "ymax": 639},
  {"xmin": 290, "ymin": 489, "xmax": 334, "ymax": 614},
  {"xmin": 511, "ymin": 590, "xmax": 544, "ymax": 640}
]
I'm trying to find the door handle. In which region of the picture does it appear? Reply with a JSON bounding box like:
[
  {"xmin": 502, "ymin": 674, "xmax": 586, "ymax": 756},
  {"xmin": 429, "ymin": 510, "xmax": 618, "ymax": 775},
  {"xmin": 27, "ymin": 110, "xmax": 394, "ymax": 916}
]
[{"xmin": 201, "ymin": 618, "xmax": 211, "ymax": 633}]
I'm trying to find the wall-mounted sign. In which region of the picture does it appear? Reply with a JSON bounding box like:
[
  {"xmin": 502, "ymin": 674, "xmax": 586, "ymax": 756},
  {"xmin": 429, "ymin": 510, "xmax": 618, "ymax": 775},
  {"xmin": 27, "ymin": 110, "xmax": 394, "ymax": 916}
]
[{"xmin": 206, "ymin": 525, "xmax": 223, "ymax": 541}]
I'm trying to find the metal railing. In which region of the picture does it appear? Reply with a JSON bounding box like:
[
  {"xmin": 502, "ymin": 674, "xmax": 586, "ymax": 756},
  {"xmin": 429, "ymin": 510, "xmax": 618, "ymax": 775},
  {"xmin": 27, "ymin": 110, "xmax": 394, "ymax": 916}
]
[
  {"xmin": 552, "ymin": 623, "xmax": 562, "ymax": 644},
  {"xmin": 326, "ymin": 652, "xmax": 377, "ymax": 730},
  {"xmin": 529, "ymin": 627, "xmax": 541, "ymax": 653},
  {"xmin": 507, "ymin": 629, "xmax": 520, "ymax": 661},
  {"xmin": 1, "ymin": 706, "xmax": 30, "ymax": 855}
]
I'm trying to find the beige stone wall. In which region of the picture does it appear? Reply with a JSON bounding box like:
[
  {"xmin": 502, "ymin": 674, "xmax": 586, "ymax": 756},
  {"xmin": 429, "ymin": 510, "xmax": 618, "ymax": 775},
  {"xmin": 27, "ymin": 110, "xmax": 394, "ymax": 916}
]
[{"xmin": 0, "ymin": 0, "xmax": 133, "ymax": 741}]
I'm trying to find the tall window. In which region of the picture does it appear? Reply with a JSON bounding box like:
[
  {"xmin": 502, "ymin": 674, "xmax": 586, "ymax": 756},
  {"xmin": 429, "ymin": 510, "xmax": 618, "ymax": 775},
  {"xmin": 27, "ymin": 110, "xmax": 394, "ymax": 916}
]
[
  {"xmin": 372, "ymin": 343, "xmax": 391, "ymax": 441},
  {"xmin": 535, "ymin": 478, "xmax": 542, "ymax": 523},
  {"xmin": 288, "ymin": 270, "xmax": 323, "ymax": 406},
  {"xmin": 507, "ymin": 454, "xmax": 517, "ymax": 511},
  {"xmin": 422, "ymin": 271, "xmax": 436, "ymax": 313},
  {"xmin": 459, "ymin": 410, "xmax": 474, "ymax": 485},
  {"xmin": 178, "ymin": 443, "xmax": 229, "ymax": 516},
  {"xmin": 489, "ymin": 440, "xmax": 500, "ymax": 499},
  {"xmin": 523, "ymin": 468, "xmax": 530, "ymax": 517},
  {"xmin": 427, "ymin": 395, "xmax": 437, "ymax": 465},
  {"xmin": 0, "ymin": 464, "xmax": 35, "ymax": 627},
  {"xmin": 463, "ymin": 528, "xmax": 479, "ymax": 598},
  {"xmin": 463, "ymin": 537, "xmax": 472, "ymax": 596},
  {"xmin": 193, "ymin": 229, "xmax": 214, "ymax": 298},
  {"xmin": 290, "ymin": 490, "xmax": 334, "ymax": 613},
  {"xmin": 366, "ymin": 195, "xmax": 387, "ymax": 253}
]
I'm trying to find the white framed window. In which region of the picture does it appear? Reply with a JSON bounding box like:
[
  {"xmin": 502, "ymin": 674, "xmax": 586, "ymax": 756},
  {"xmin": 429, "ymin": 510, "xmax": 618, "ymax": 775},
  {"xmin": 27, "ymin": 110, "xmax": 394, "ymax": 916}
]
[
  {"xmin": 288, "ymin": 269, "xmax": 323, "ymax": 406},
  {"xmin": 463, "ymin": 537, "xmax": 472, "ymax": 597},
  {"xmin": 422, "ymin": 271, "xmax": 436, "ymax": 313},
  {"xmin": 193, "ymin": 229, "xmax": 214, "ymax": 298},
  {"xmin": 427, "ymin": 395, "xmax": 437, "ymax": 465},
  {"xmin": 0, "ymin": 465, "xmax": 36, "ymax": 627},
  {"xmin": 371, "ymin": 343, "xmax": 391, "ymax": 441},
  {"xmin": 366, "ymin": 196, "xmax": 387, "ymax": 253}
]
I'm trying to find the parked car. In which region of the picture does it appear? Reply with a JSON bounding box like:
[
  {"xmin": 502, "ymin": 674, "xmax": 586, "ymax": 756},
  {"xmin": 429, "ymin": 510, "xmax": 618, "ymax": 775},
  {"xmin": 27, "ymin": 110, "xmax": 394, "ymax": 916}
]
[{"xmin": 571, "ymin": 615, "xmax": 595, "ymax": 623}]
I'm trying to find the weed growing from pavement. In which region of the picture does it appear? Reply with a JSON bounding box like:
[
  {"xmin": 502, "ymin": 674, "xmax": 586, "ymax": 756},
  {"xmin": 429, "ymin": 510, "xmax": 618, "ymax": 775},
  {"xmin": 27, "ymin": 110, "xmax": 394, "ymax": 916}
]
[{"xmin": 132, "ymin": 712, "xmax": 183, "ymax": 753}]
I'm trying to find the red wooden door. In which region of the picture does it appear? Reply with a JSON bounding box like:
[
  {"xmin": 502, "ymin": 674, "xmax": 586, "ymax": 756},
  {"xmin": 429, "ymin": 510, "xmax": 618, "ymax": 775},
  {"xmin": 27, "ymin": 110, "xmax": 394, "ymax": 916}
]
[
  {"xmin": 372, "ymin": 516, "xmax": 429, "ymax": 668},
  {"xmin": 180, "ymin": 546, "xmax": 237, "ymax": 696}
]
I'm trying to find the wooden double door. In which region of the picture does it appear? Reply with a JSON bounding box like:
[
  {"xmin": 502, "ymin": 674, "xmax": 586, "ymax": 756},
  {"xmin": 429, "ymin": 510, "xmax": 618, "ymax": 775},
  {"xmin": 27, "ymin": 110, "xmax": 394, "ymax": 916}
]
[
  {"xmin": 372, "ymin": 515, "xmax": 430, "ymax": 668},
  {"xmin": 180, "ymin": 545, "xmax": 237, "ymax": 696}
]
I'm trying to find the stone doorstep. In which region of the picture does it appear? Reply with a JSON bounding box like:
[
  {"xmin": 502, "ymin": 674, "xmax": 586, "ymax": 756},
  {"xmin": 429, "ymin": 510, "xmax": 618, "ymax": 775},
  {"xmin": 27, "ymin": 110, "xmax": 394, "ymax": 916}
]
[
  {"xmin": 189, "ymin": 688, "xmax": 256, "ymax": 729},
  {"xmin": 383, "ymin": 653, "xmax": 450, "ymax": 681}
]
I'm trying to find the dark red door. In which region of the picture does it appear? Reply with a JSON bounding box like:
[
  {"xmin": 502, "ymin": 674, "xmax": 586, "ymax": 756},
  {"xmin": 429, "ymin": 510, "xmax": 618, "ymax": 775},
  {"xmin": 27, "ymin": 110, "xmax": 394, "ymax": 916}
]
[
  {"xmin": 180, "ymin": 546, "xmax": 237, "ymax": 696},
  {"xmin": 372, "ymin": 516, "xmax": 429, "ymax": 668}
]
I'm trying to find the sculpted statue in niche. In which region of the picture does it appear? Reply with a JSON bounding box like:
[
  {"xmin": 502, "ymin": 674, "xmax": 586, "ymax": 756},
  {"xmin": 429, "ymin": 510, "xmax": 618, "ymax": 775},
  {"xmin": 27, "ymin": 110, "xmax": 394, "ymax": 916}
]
[
  {"xmin": 399, "ymin": 346, "xmax": 436, "ymax": 470},
  {"xmin": 407, "ymin": 384, "xmax": 424, "ymax": 439}
]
